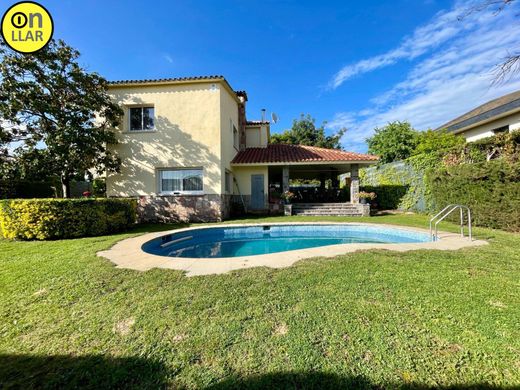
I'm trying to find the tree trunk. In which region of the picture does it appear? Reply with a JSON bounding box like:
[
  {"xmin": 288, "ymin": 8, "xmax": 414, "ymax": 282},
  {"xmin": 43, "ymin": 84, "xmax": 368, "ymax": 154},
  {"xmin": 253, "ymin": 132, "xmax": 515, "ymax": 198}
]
[{"xmin": 61, "ymin": 175, "xmax": 71, "ymax": 198}]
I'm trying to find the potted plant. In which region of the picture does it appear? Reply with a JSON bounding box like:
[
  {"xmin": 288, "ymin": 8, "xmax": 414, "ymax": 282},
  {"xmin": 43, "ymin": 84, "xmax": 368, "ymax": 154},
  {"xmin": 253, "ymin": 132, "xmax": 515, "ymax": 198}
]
[
  {"xmin": 280, "ymin": 190, "xmax": 295, "ymax": 205},
  {"xmin": 358, "ymin": 191, "xmax": 376, "ymax": 204},
  {"xmin": 280, "ymin": 190, "xmax": 296, "ymax": 216}
]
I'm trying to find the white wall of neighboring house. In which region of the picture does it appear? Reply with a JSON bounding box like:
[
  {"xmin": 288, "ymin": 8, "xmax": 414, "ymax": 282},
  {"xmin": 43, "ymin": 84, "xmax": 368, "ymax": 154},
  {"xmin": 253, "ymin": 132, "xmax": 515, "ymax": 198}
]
[{"xmin": 457, "ymin": 111, "xmax": 520, "ymax": 142}]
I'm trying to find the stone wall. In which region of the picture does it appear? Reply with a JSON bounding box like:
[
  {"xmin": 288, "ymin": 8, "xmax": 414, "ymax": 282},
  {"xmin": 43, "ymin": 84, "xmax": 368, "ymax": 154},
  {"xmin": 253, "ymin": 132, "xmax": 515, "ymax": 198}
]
[{"xmin": 137, "ymin": 194, "xmax": 230, "ymax": 223}]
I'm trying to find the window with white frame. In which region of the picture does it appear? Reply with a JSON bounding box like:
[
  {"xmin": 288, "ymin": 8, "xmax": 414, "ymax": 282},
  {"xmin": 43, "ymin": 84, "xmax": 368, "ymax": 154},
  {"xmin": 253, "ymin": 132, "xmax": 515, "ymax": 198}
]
[
  {"xmin": 159, "ymin": 169, "xmax": 203, "ymax": 194},
  {"xmin": 225, "ymin": 171, "xmax": 232, "ymax": 193},
  {"xmin": 129, "ymin": 106, "xmax": 155, "ymax": 131},
  {"xmin": 233, "ymin": 124, "xmax": 239, "ymax": 149}
]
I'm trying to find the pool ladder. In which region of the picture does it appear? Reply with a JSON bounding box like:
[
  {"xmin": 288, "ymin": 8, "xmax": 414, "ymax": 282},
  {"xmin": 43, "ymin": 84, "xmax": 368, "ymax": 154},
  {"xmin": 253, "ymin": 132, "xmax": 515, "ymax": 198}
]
[{"xmin": 429, "ymin": 204, "xmax": 472, "ymax": 242}]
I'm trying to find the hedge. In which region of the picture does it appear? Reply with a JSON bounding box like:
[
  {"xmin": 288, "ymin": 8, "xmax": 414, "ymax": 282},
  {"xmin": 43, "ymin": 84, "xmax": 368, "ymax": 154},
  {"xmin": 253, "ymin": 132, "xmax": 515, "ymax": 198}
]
[
  {"xmin": 360, "ymin": 160, "xmax": 430, "ymax": 211},
  {"xmin": 428, "ymin": 161, "xmax": 520, "ymax": 232},
  {"xmin": 0, "ymin": 198, "xmax": 137, "ymax": 240}
]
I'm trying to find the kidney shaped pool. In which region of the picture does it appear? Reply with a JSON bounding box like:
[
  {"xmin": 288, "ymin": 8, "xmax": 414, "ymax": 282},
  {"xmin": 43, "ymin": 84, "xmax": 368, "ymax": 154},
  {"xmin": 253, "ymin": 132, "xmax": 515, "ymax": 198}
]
[{"xmin": 141, "ymin": 224, "xmax": 431, "ymax": 259}]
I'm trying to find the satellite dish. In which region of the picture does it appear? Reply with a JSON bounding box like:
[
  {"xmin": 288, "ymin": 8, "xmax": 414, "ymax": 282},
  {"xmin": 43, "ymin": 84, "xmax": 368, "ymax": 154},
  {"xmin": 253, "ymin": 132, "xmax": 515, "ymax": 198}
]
[{"xmin": 271, "ymin": 112, "xmax": 279, "ymax": 124}]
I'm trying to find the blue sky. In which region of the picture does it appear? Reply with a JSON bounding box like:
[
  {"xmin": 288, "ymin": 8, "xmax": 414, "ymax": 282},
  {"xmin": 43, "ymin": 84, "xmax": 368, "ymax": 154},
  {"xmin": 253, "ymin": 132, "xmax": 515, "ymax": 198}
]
[{"xmin": 11, "ymin": 0, "xmax": 520, "ymax": 151}]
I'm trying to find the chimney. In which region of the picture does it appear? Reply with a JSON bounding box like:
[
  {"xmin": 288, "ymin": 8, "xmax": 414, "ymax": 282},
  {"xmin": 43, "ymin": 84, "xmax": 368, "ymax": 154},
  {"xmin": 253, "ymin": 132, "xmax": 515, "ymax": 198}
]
[{"xmin": 261, "ymin": 109, "xmax": 266, "ymax": 122}]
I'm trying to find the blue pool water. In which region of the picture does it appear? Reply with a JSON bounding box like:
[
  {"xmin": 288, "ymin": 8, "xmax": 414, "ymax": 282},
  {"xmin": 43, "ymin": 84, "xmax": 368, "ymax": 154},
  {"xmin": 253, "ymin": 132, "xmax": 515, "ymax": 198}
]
[{"xmin": 141, "ymin": 224, "xmax": 430, "ymax": 258}]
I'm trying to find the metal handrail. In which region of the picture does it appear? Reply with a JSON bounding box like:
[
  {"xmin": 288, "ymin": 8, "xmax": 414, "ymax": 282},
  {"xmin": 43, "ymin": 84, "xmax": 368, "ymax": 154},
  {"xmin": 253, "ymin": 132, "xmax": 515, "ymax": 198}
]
[{"xmin": 429, "ymin": 204, "xmax": 472, "ymax": 241}]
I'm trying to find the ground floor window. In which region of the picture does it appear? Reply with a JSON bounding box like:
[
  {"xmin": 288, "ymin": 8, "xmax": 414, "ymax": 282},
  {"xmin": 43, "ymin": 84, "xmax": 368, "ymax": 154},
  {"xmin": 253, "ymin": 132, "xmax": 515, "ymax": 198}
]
[
  {"xmin": 225, "ymin": 170, "xmax": 232, "ymax": 193},
  {"xmin": 159, "ymin": 168, "xmax": 203, "ymax": 195}
]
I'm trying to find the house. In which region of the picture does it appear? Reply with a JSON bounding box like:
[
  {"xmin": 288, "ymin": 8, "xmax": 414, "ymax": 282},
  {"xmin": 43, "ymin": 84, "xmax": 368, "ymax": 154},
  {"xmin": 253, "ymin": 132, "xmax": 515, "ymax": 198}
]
[
  {"xmin": 106, "ymin": 76, "xmax": 378, "ymax": 222},
  {"xmin": 436, "ymin": 90, "xmax": 520, "ymax": 141}
]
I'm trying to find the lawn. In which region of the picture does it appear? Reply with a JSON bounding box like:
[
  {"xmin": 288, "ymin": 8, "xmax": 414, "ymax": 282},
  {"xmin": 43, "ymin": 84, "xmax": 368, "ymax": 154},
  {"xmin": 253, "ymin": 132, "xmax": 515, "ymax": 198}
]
[{"xmin": 0, "ymin": 214, "xmax": 519, "ymax": 389}]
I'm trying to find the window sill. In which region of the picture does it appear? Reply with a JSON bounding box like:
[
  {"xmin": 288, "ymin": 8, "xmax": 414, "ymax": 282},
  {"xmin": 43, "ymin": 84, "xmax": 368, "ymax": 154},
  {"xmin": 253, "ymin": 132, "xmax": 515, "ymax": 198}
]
[
  {"xmin": 158, "ymin": 192, "xmax": 205, "ymax": 197},
  {"xmin": 123, "ymin": 129, "xmax": 157, "ymax": 134}
]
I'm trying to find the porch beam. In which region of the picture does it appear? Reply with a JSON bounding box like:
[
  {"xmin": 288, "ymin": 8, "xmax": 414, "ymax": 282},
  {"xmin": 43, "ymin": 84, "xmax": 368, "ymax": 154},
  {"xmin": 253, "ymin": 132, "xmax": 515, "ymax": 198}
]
[
  {"xmin": 282, "ymin": 166, "xmax": 290, "ymax": 192},
  {"xmin": 350, "ymin": 164, "xmax": 360, "ymax": 204}
]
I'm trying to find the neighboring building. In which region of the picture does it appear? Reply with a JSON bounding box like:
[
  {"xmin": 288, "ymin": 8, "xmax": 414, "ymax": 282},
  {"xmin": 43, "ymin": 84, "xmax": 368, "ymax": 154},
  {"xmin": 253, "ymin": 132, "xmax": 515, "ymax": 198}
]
[
  {"xmin": 436, "ymin": 90, "xmax": 520, "ymax": 141},
  {"xmin": 106, "ymin": 76, "xmax": 377, "ymax": 222}
]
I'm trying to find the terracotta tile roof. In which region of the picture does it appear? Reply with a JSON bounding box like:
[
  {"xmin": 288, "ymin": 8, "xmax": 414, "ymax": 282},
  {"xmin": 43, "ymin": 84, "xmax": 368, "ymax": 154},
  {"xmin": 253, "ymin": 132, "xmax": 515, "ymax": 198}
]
[
  {"xmin": 231, "ymin": 144, "xmax": 378, "ymax": 164},
  {"xmin": 246, "ymin": 120, "xmax": 270, "ymax": 125},
  {"xmin": 108, "ymin": 75, "xmax": 250, "ymax": 102},
  {"xmin": 108, "ymin": 75, "xmax": 226, "ymax": 85},
  {"xmin": 437, "ymin": 89, "xmax": 520, "ymax": 132}
]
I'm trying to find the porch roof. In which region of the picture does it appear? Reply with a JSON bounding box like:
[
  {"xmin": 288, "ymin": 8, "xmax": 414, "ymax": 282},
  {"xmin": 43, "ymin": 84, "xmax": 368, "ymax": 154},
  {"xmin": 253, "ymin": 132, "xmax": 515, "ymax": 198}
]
[{"xmin": 231, "ymin": 144, "xmax": 378, "ymax": 166}]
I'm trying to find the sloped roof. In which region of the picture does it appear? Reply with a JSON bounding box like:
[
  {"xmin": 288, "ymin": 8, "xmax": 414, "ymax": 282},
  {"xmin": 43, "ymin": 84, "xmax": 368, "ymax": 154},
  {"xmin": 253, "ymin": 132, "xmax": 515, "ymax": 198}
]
[
  {"xmin": 108, "ymin": 75, "xmax": 246, "ymax": 100},
  {"xmin": 437, "ymin": 90, "xmax": 520, "ymax": 132},
  {"xmin": 231, "ymin": 144, "xmax": 378, "ymax": 164},
  {"xmin": 108, "ymin": 75, "xmax": 226, "ymax": 85}
]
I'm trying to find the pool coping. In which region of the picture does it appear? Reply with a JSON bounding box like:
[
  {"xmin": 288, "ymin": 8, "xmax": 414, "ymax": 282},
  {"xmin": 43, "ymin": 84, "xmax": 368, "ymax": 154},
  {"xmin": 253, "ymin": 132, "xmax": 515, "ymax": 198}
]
[{"xmin": 97, "ymin": 222, "xmax": 488, "ymax": 277}]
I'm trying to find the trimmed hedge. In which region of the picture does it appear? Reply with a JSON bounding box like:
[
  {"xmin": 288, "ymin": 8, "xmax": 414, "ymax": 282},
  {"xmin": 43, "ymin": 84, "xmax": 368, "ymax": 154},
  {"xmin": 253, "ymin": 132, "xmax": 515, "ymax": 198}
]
[
  {"xmin": 360, "ymin": 160, "xmax": 429, "ymax": 211},
  {"xmin": 360, "ymin": 185, "xmax": 410, "ymax": 210},
  {"xmin": 428, "ymin": 161, "xmax": 520, "ymax": 232},
  {"xmin": 0, "ymin": 198, "xmax": 137, "ymax": 240}
]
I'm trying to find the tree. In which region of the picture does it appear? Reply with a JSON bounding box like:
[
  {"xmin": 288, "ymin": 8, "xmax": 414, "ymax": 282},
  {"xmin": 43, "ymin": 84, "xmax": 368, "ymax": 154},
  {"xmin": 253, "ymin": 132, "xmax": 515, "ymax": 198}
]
[
  {"xmin": 366, "ymin": 121, "xmax": 418, "ymax": 164},
  {"xmin": 0, "ymin": 148, "xmax": 57, "ymax": 182},
  {"xmin": 413, "ymin": 129, "xmax": 465, "ymax": 156},
  {"xmin": 270, "ymin": 114, "xmax": 346, "ymax": 149},
  {"xmin": 460, "ymin": 0, "xmax": 519, "ymax": 84},
  {"xmin": 0, "ymin": 39, "xmax": 123, "ymax": 197}
]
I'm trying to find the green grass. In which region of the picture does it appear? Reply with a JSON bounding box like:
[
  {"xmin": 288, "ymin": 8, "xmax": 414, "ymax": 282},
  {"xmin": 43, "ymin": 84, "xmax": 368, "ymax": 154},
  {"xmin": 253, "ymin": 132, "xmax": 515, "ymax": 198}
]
[{"xmin": 0, "ymin": 214, "xmax": 519, "ymax": 389}]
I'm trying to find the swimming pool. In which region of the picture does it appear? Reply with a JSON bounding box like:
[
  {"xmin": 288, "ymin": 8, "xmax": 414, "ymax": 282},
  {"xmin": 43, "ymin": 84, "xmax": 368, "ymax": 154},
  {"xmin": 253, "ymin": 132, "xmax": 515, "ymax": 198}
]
[{"xmin": 141, "ymin": 224, "xmax": 431, "ymax": 258}]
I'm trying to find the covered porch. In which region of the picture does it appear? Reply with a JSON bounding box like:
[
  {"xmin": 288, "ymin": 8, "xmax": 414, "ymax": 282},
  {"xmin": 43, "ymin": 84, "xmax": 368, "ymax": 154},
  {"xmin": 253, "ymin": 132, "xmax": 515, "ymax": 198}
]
[
  {"xmin": 267, "ymin": 163, "xmax": 362, "ymax": 204},
  {"xmin": 230, "ymin": 144, "xmax": 378, "ymax": 216}
]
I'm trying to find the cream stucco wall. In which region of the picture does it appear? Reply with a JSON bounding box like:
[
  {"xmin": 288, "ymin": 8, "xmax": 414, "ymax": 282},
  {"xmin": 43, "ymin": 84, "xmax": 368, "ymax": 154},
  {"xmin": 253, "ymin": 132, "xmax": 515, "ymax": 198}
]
[
  {"xmin": 106, "ymin": 82, "xmax": 224, "ymax": 196},
  {"xmin": 106, "ymin": 79, "xmax": 271, "ymax": 201},
  {"xmin": 457, "ymin": 111, "xmax": 520, "ymax": 142},
  {"xmin": 219, "ymin": 87, "xmax": 240, "ymax": 194},
  {"xmin": 245, "ymin": 124, "xmax": 269, "ymax": 148},
  {"xmin": 232, "ymin": 166, "xmax": 269, "ymax": 196}
]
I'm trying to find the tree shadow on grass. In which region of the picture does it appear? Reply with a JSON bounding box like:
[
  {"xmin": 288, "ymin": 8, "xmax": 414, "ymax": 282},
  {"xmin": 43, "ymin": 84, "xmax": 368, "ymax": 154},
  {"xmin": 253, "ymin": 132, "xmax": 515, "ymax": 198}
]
[
  {"xmin": 0, "ymin": 354, "xmax": 169, "ymax": 389},
  {"xmin": 1, "ymin": 358, "xmax": 515, "ymax": 390},
  {"xmin": 206, "ymin": 371, "xmax": 516, "ymax": 390}
]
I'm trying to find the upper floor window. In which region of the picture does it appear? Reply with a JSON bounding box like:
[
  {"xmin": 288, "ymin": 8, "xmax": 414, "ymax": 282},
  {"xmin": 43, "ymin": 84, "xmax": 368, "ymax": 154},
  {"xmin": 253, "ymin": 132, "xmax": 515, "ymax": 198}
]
[
  {"xmin": 233, "ymin": 125, "xmax": 239, "ymax": 149},
  {"xmin": 129, "ymin": 106, "xmax": 154, "ymax": 131}
]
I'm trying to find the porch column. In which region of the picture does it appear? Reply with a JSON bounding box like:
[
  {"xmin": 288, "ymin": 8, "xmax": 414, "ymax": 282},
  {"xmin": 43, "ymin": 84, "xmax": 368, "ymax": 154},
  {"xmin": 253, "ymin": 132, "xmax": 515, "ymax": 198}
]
[
  {"xmin": 282, "ymin": 166, "xmax": 290, "ymax": 192},
  {"xmin": 350, "ymin": 164, "xmax": 360, "ymax": 204}
]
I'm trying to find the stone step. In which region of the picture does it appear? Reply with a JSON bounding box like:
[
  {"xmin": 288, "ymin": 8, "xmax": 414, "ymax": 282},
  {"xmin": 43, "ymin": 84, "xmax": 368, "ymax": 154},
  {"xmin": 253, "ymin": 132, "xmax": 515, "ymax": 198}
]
[
  {"xmin": 293, "ymin": 213, "xmax": 363, "ymax": 217},
  {"xmin": 292, "ymin": 206, "xmax": 360, "ymax": 210},
  {"xmin": 292, "ymin": 203, "xmax": 356, "ymax": 207},
  {"xmin": 290, "ymin": 203, "xmax": 368, "ymax": 217},
  {"xmin": 293, "ymin": 210, "xmax": 363, "ymax": 215}
]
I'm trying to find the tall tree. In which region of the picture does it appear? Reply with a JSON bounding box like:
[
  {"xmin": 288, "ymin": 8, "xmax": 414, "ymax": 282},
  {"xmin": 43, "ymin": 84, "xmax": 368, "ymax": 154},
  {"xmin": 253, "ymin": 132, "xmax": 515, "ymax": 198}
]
[
  {"xmin": 271, "ymin": 114, "xmax": 346, "ymax": 149},
  {"xmin": 0, "ymin": 39, "xmax": 123, "ymax": 197},
  {"xmin": 366, "ymin": 121, "xmax": 419, "ymax": 164},
  {"xmin": 413, "ymin": 129, "xmax": 465, "ymax": 156}
]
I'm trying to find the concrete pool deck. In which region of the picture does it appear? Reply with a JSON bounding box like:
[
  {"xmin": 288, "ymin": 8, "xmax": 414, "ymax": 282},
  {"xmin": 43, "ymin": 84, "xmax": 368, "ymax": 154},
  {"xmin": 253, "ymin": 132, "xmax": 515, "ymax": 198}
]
[{"xmin": 97, "ymin": 222, "xmax": 488, "ymax": 277}]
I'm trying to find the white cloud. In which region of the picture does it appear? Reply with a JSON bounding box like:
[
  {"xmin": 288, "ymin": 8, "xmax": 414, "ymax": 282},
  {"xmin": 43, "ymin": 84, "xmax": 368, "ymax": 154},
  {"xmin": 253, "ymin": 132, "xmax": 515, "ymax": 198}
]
[
  {"xmin": 329, "ymin": 2, "xmax": 476, "ymax": 89},
  {"xmin": 163, "ymin": 54, "xmax": 174, "ymax": 64},
  {"xmin": 327, "ymin": 1, "xmax": 520, "ymax": 152}
]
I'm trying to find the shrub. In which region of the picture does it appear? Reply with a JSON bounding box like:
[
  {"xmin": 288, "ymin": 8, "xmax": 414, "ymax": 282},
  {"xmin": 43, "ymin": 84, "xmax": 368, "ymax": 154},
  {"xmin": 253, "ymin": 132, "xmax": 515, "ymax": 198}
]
[
  {"xmin": 0, "ymin": 198, "xmax": 136, "ymax": 240},
  {"xmin": 360, "ymin": 160, "xmax": 428, "ymax": 211},
  {"xmin": 428, "ymin": 161, "xmax": 520, "ymax": 232}
]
